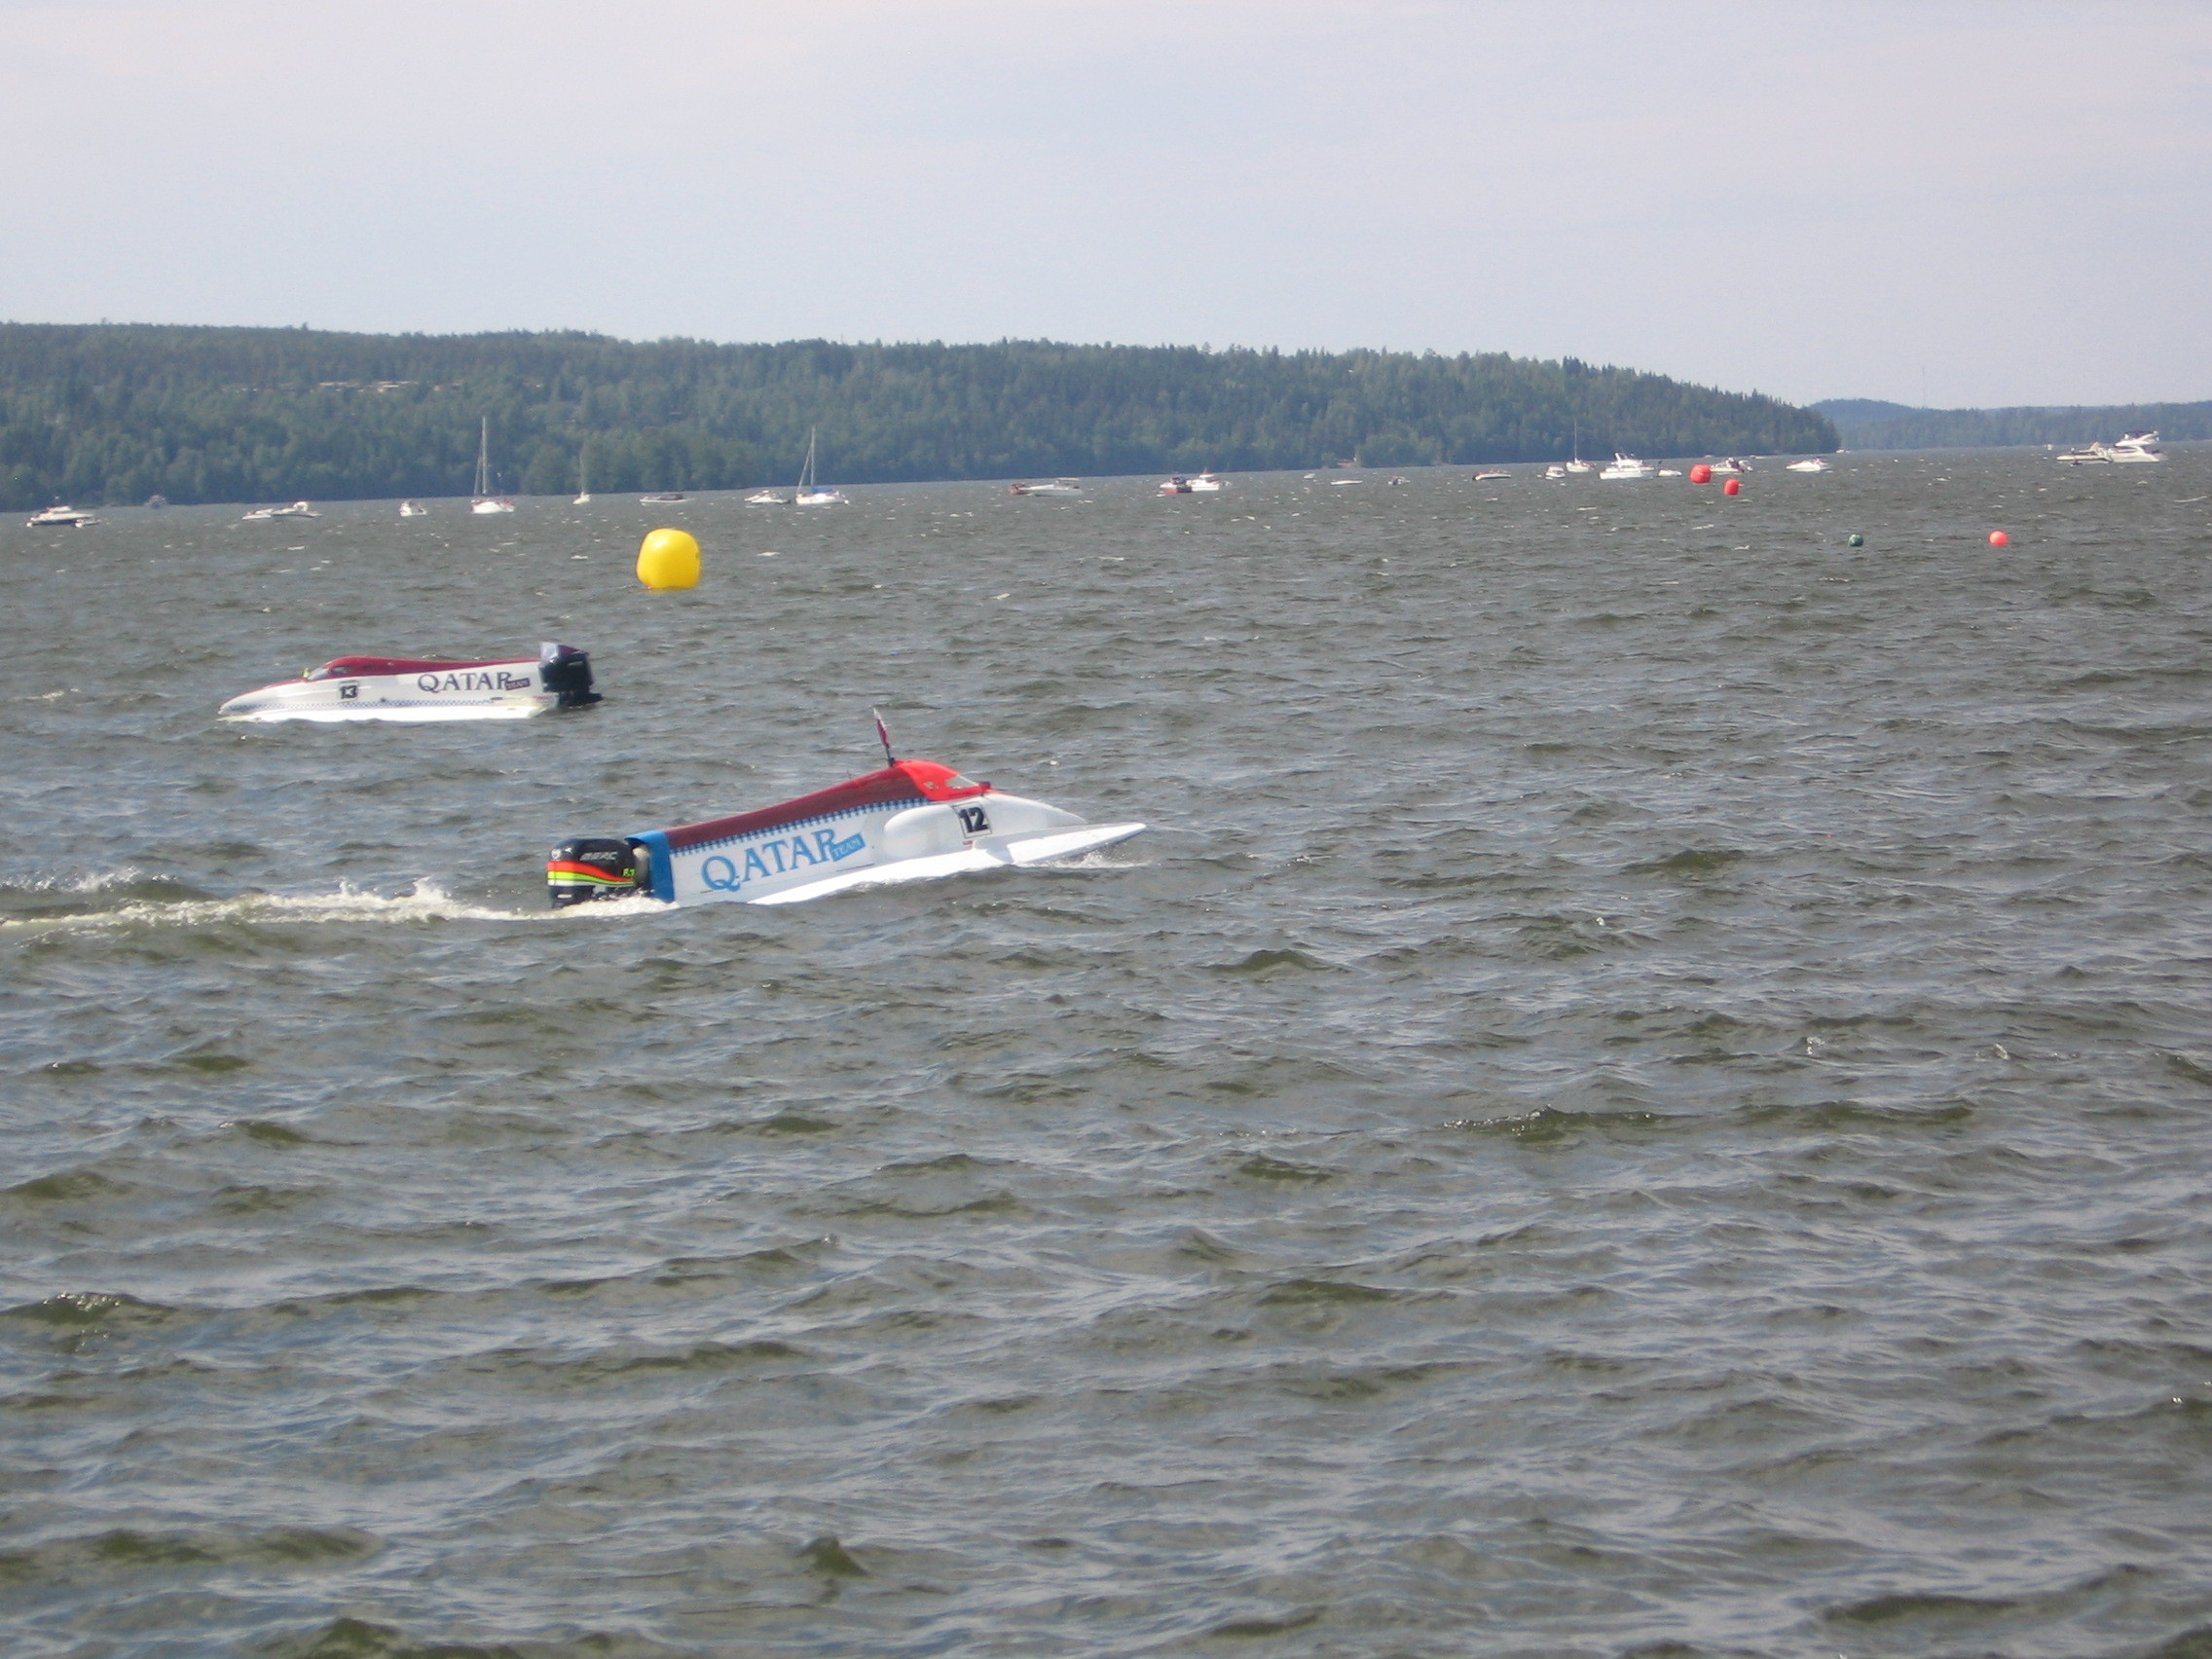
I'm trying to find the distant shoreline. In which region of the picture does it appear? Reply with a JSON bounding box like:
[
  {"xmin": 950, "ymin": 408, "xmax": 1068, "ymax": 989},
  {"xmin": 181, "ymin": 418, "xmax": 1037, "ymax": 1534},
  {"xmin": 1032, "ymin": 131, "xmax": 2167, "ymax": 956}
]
[{"xmin": 1, "ymin": 322, "xmax": 1837, "ymax": 510}]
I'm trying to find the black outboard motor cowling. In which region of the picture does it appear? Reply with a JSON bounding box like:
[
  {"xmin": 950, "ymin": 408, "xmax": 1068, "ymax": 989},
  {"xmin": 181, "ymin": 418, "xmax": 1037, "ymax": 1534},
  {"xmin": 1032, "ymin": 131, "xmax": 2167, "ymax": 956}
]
[
  {"xmin": 549, "ymin": 838, "xmax": 643, "ymax": 906},
  {"xmin": 539, "ymin": 642, "xmax": 602, "ymax": 709}
]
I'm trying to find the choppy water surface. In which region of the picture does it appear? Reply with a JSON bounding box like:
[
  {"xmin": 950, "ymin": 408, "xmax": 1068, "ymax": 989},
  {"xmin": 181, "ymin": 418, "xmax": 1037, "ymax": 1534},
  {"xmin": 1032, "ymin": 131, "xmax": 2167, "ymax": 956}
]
[{"xmin": 5, "ymin": 455, "xmax": 2211, "ymax": 1659}]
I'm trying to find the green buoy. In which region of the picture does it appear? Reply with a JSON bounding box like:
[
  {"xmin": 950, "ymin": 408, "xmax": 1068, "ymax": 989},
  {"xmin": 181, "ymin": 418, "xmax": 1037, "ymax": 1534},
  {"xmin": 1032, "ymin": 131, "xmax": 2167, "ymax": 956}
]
[{"xmin": 1847, "ymin": 534, "xmax": 1864, "ymax": 548}]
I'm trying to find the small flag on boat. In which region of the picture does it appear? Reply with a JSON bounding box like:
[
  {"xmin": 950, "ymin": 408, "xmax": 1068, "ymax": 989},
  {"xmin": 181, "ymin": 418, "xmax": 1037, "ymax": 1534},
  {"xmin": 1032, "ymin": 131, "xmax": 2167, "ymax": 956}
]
[{"xmin": 872, "ymin": 707, "xmax": 895, "ymax": 766}]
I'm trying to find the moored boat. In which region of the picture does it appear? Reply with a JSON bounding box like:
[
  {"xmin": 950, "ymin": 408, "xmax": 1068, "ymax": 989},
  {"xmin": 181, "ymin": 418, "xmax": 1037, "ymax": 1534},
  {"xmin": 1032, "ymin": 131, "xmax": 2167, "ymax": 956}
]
[
  {"xmin": 219, "ymin": 643, "xmax": 602, "ymax": 723},
  {"xmin": 548, "ymin": 718, "xmax": 1143, "ymax": 909},
  {"xmin": 242, "ymin": 501, "xmax": 319, "ymax": 521},
  {"xmin": 1011, "ymin": 479, "xmax": 1085, "ymax": 497},
  {"xmin": 1599, "ymin": 453, "xmax": 1656, "ymax": 481},
  {"xmin": 1159, "ymin": 475, "xmax": 1194, "ymax": 495},
  {"xmin": 1786, "ymin": 458, "xmax": 1831, "ymax": 473},
  {"xmin": 471, "ymin": 417, "xmax": 515, "ymax": 513},
  {"xmin": 793, "ymin": 428, "xmax": 847, "ymax": 504},
  {"xmin": 25, "ymin": 503, "xmax": 100, "ymax": 528}
]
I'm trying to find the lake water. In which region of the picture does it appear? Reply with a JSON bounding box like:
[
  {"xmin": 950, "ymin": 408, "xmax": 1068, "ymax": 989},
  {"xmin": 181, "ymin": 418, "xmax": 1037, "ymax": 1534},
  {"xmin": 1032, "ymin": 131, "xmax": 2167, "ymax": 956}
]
[{"xmin": 4, "ymin": 454, "xmax": 2210, "ymax": 1659}]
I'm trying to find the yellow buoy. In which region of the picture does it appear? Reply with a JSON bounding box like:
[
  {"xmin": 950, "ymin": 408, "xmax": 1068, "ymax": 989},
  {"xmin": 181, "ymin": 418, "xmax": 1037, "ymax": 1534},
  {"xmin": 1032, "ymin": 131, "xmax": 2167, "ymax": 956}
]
[{"xmin": 636, "ymin": 527, "xmax": 701, "ymax": 590}]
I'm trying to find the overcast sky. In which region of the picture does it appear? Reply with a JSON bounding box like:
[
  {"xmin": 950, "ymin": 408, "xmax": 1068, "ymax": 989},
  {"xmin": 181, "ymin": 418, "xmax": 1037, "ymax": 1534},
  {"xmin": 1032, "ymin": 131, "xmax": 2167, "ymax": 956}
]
[{"xmin": 4, "ymin": 1, "xmax": 2206, "ymax": 408}]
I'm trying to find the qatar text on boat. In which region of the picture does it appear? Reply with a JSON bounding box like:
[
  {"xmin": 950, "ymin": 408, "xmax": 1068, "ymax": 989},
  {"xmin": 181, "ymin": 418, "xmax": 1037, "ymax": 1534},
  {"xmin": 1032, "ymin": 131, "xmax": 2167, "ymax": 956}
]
[
  {"xmin": 549, "ymin": 716, "xmax": 1143, "ymax": 909},
  {"xmin": 218, "ymin": 643, "xmax": 601, "ymax": 723}
]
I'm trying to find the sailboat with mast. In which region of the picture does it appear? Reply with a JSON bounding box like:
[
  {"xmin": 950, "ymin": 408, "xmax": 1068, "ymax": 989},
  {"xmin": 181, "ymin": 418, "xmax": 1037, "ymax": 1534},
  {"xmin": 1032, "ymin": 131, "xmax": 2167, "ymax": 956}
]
[
  {"xmin": 1565, "ymin": 417, "xmax": 1594, "ymax": 475},
  {"xmin": 573, "ymin": 450, "xmax": 592, "ymax": 504},
  {"xmin": 471, "ymin": 417, "xmax": 516, "ymax": 514},
  {"xmin": 793, "ymin": 427, "xmax": 848, "ymax": 506}
]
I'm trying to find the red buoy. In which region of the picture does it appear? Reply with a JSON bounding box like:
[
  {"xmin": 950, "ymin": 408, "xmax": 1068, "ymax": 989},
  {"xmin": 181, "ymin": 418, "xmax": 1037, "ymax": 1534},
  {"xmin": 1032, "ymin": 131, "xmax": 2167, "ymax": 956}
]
[
  {"xmin": 1689, "ymin": 463, "xmax": 1713, "ymax": 484},
  {"xmin": 1988, "ymin": 530, "xmax": 2009, "ymax": 547},
  {"xmin": 1722, "ymin": 477, "xmax": 1741, "ymax": 497}
]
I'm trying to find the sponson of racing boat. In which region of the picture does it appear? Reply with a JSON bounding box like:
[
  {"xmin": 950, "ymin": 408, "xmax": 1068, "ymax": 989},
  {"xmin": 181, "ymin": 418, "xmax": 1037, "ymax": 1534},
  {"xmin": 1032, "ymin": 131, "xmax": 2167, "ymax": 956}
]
[
  {"xmin": 550, "ymin": 722, "xmax": 1144, "ymax": 908},
  {"xmin": 218, "ymin": 642, "xmax": 602, "ymax": 722}
]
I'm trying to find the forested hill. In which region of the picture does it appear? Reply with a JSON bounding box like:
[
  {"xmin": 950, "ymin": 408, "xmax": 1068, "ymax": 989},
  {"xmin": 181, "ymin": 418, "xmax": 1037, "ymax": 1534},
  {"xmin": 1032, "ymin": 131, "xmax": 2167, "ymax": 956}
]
[
  {"xmin": 1, "ymin": 323, "xmax": 1837, "ymax": 508},
  {"xmin": 1816, "ymin": 397, "xmax": 2212, "ymax": 451}
]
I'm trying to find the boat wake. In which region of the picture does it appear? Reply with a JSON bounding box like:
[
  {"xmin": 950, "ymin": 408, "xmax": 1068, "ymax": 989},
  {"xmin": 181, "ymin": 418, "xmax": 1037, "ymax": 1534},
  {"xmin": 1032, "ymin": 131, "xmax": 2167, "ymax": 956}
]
[{"xmin": 0, "ymin": 878, "xmax": 543, "ymax": 937}]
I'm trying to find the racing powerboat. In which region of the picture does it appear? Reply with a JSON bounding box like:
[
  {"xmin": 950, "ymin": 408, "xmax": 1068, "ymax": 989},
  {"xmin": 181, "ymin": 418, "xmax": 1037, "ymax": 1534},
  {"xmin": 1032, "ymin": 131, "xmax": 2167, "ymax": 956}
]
[
  {"xmin": 549, "ymin": 718, "xmax": 1144, "ymax": 909},
  {"xmin": 1786, "ymin": 458, "xmax": 1831, "ymax": 473},
  {"xmin": 219, "ymin": 643, "xmax": 602, "ymax": 722},
  {"xmin": 1010, "ymin": 479, "xmax": 1085, "ymax": 497},
  {"xmin": 242, "ymin": 501, "xmax": 319, "ymax": 521}
]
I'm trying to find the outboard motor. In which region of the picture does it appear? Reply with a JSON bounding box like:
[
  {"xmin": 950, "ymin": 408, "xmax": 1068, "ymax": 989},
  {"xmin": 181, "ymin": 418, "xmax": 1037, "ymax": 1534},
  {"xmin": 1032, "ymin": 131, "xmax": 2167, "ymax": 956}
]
[
  {"xmin": 549, "ymin": 838, "xmax": 643, "ymax": 906},
  {"xmin": 539, "ymin": 642, "xmax": 602, "ymax": 709}
]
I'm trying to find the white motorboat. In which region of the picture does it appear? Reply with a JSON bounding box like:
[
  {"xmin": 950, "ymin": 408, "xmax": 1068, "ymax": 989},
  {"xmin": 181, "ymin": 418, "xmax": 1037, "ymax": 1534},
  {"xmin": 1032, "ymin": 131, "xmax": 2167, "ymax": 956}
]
[
  {"xmin": 1543, "ymin": 464, "xmax": 1567, "ymax": 481},
  {"xmin": 1711, "ymin": 457, "xmax": 1753, "ymax": 475},
  {"xmin": 2056, "ymin": 431, "xmax": 2163, "ymax": 465},
  {"xmin": 639, "ymin": 491, "xmax": 686, "ymax": 504},
  {"xmin": 25, "ymin": 504, "xmax": 99, "ymax": 528},
  {"xmin": 1786, "ymin": 459, "xmax": 1831, "ymax": 473},
  {"xmin": 746, "ymin": 489, "xmax": 791, "ymax": 505},
  {"xmin": 793, "ymin": 428, "xmax": 847, "ymax": 505},
  {"xmin": 1475, "ymin": 470, "xmax": 1511, "ymax": 481},
  {"xmin": 219, "ymin": 643, "xmax": 601, "ymax": 723},
  {"xmin": 1160, "ymin": 475, "xmax": 1194, "ymax": 495},
  {"xmin": 242, "ymin": 500, "xmax": 319, "ymax": 521},
  {"xmin": 471, "ymin": 418, "xmax": 515, "ymax": 514},
  {"xmin": 399, "ymin": 500, "xmax": 427, "ymax": 517},
  {"xmin": 1188, "ymin": 472, "xmax": 1227, "ymax": 492},
  {"xmin": 1599, "ymin": 453, "xmax": 1656, "ymax": 481},
  {"xmin": 547, "ymin": 717, "xmax": 1142, "ymax": 909},
  {"xmin": 1010, "ymin": 479, "xmax": 1084, "ymax": 497}
]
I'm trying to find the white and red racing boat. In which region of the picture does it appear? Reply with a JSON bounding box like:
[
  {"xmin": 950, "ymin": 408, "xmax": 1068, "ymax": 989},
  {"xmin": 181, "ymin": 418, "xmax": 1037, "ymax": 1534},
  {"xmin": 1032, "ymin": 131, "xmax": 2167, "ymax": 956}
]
[
  {"xmin": 549, "ymin": 719, "xmax": 1143, "ymax": 908},
  {"xmin": 219, "ymin": 643, "xmax": 602, "ymax": 722}
]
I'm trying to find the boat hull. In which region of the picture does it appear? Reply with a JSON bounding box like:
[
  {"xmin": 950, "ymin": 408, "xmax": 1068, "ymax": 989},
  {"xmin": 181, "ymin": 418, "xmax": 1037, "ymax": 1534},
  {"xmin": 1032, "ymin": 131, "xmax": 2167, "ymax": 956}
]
[
  {"xmin": 552, "ymin": 759, "xmax": 1144, "ymax": 909},
  {"xmin": 219, "ymin": 645, "xmax": 599, "ymax": 723}
]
